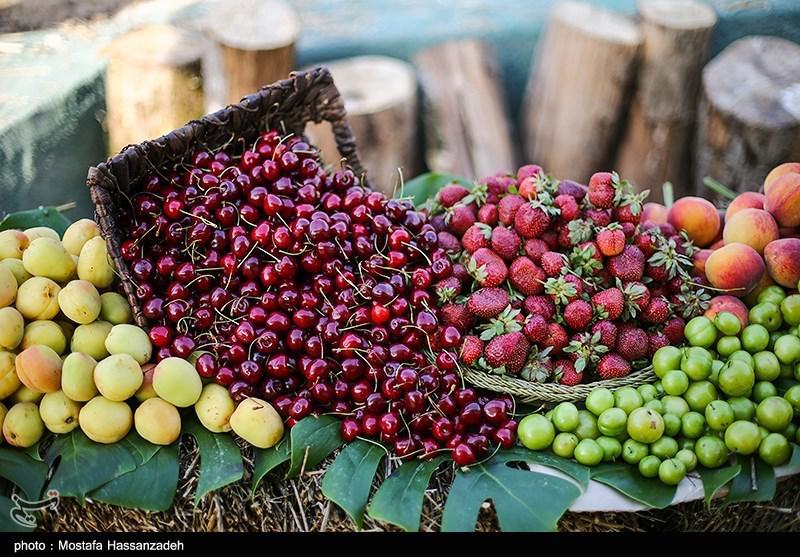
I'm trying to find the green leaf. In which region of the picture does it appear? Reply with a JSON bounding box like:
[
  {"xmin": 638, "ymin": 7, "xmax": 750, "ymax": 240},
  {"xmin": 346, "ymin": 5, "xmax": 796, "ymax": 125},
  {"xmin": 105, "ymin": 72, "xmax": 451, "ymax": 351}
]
[
  {"xmin": 44, "ymin": 430, "xmax": 138, "ymax": 502},
  {"xmin": 286, "ymin": 415, "xmax": 343, "ymax": 478},
  {"xmin": 725, "ymin": 457, "xmax": 776, "ymax": 504},
  {"xmin": 0, "ymin": 495, "xmax": 35, "ymax": 532},
  {"xmin": 251, "ymin": 439, "xmax": 290, "ymax": 496},
  {"xmin": 367, "ymin": 457, "xmax": 446, "ymax": 532},
  {"xmin": 789, "ymin": 444, "xmax": 800, "ymax": 468},
  {"xmin": 0, "ymin": 447, "xmax": 48, "ymax": 499},
  {"xmin": 119, "ymin": 431, "xmax": 160, "ymax": 466},
  {"xmin": 0, "ymin": 205, "xmax": 73, "ymax": 235},
  {"xmin": 399, "ymin": 173, "xmax": 471, "ymax": 206},
  {"xmin": 321, "ymin": 440, "xmax": 386, "ymax": 528},
  {"xmin": 591, "ymin": 462, "xmax": 676, "ymax": 509},
  {"xmin": 697, "ymin": 463, "xmax": 741, "ymax": 508},
  {"xmin": 441, "ymin": 457, "xmax": 581, "ymax": 532},
  {"xmin": 23, "ymin": 442, "xmax": 44, "ymax": 462},
  {"xmin": 182, "ymin": 418, "xmax": 244, "ymax": 505},
  {"xmin": 499, "ymin": 447, "xmax": 590, "ymax": 491},
  {"xmin": 90, "ymin": 444, "xmax": 179, "ymax": 511}
]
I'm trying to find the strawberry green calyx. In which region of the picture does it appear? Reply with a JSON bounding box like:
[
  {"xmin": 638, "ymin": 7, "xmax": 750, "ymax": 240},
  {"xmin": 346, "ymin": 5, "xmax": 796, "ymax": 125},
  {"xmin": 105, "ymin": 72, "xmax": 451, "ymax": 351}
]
[
  {"xmin": 478, "ymin": 305, "xmax": 523, "ymax": 341},
  {"xmin": 544, "ymin": 276, "xmax": 578, "ymax": 306},
  {"xmin": 563, "ymin": 331, "xmax": 609, "ymax": 372},
  {"xmin": 567, "ymin": 218, "xmax": 594, "ymax": 245}
]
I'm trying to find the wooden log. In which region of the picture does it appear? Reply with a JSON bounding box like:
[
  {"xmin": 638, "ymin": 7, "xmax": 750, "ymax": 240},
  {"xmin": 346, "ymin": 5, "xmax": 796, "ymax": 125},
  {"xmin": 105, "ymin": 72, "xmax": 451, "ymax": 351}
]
[
  {"xmin": 696, "ymin": 36, "xmax": 800, "ymax": 196},
  {"xmin": 105, "ymin": 24, "xmax": 204, "ymax": 154},
  {"xmin": 521, "ymin": 1, "xmax": 642, "ymax": 183},
  {"xmin": 414, "ymin": 40, "xmax": 516, "ymax": 180},
  {"xmin": 304, "ymin": 56, "xmax": 418, "ymax": 197},
  {"xmin": 615, "ymin": 0, "xmax": 716, "ymax": 201},
  {"xmin": 202, "ymin": 0, "xmax": 298, "ymax": 112}
]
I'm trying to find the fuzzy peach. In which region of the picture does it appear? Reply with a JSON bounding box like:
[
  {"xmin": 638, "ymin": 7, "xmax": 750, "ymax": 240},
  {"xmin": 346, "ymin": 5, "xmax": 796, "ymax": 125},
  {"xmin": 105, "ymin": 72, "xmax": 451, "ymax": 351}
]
[
  {"xmin": 693, "ymin": 249, "xmax": 713, "ymax": 275},
  {"xmin": 704, "ymin": 295, "xmax": 749, "ymax": 329},
  {"xmin": 723, "ymin": 208, "xmax": 779, "ymax": 254},
  {"xmin": 667, "ymin": 197, "xmax": 720, "ymax": 247},
  {"xmin": 764, "ymin": 162, "xmax": 800, "ymax": 194},
  {"xmin": 764, "ymin": 238, "xmax": 800, "ymax": 288},
  {"xmin": 705, "ymin": 243, "xmax": 765, "ymax": 296},
  {"xmin": 641, "ymin": 202, "xmax": 668, "ymax": 225},
  {"xmin": 725, "ymin": 191, "xmax": 765, "ymax": 222},
  {"xmin": 765, "ymin": 173, "xmax": 800, "ymax": 228}
]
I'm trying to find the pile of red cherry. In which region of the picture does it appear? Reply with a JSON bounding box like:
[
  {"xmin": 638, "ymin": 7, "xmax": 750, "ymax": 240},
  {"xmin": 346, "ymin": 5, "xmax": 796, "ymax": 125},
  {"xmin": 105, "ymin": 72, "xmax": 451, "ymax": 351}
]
[{"xmin": 117, "ymin": 129, "xmax": 516, "ymax": 464}]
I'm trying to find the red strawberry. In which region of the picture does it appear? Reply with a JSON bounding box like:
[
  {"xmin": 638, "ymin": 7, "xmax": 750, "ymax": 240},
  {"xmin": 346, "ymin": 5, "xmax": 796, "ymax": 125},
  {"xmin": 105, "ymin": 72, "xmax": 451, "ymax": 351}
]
[
  {"xmin": 467, "ymin": 287, "xmax": 509, "ymax": 318},
  {"xmin": 498, "ymin": 195, "xmax": 525, "ymax": 226},
  {"xmin": 596, "ymin": 225, "xmax": 626, "ymax": 257},
  {"xmin": 555, "ymin": 194, "xmax": 580, "ymax": 221},
  {"xmin": 588, "ymin": 172, "xmax": 616, "ymax": 209},
  {"xmin": 540, "ymin": 230, "xmax": 559, "ymax": 249},
  {"xmin": 491, "ymin": 226, "xmax": 521, "ymax": 261},
  {"xmin": 441, "ymin": 303, "xmax": 475, "ymax": 332},
  {"xmin": 514, "ymin": 202, "xmax": 551, "ymax": 239},
  {"xmin": 555, "ymin": 360, "xmax": 583, "ymax": 386},
  {"xmin": 477, "ymin": 203, "xmax": 499, "ymax": 226},
  {"xmin": 438, "ymin": 184, "xmax": 470, "ymax": 207},
  {"xmin": 435, "ymin": 276, "xmax": 462, "ymax": 303},
  {"xmin": 437, "ymin": 231, "xmax": 461, "ymax": 254},
  {"xmin": 509, "ymin": 257, "xmax": 546, "ymax": 295},
  {"xmin": 543, "ymin": 322, "xmax": 569, "ymax": 355},
  {"xmin": 460, "ymin": 335, "xmax": 484, "ymax": 365},
  {"xmin": 633, "ymin": 230, "xmax": 660, "ymax": 257},
  {"xmin": 523, "ymin": 238, "xmax": 549, "ymax": 264},
  {"xmin": 518, "ymin": 177, "xmax": 538, "ymax": 199},
  {"xmin": 557, "ymin": 226, "xmax": 573, "ymax": 249},
  {"xmin": 596, "ymin": 353, "xmax": 631, "ymax": 379},
  {"xmin": 447, "ymin": 205, "xmax": 476, "ymax": 236},
  {"xmin": 558, "ymin": 180, "xmax": 587, "ymax": 201},
  {"xmin": 563, "ymin": 274, "xmax": 584, "ymax": 298},
  {"xmin": 584, "ymin": 208, "xmax": 612, "ymax": 227},
  {"xmin": 660, "ymin": 223, "xmax": 677, "ymax": 236},
  {"xmin": 591, "ymin": 288, "xmax": 624, "ymax": 320},
  {"xmin": 642, "ymin": 296, "xmax": 671, "ymax": 324},
  {"xmin": 645, "ymin": 263, "xmax": 669, "ymax": 282},
  {"xmin": 540, "ymin": 251, "xmax": 567, "ymax": 276},
  {"xmin": 615, "ymin": 326, "xmax": 649, "ymax": 361},
  {"xmin": 621, "ymin": 222, "xmax": 636, "ymax": 238},
  {"xmin": 623, "ymin": 281, "xmax": 651, "ymax": 315},
  {"xmin": 523, "ymin": 314, "xmax": 549, "ymax": 343},
  {"xmin": 524, "ymin": 295, "xmax": 556, "ymax": 321},
  {"xmin": 452, "ymin": 263, "xmax": 470, "ymax": 282},
  {"xmin": 608, "ymin": 245, "xmax": 645, "ymax": 281},
  {"xmin": 663, "ymin": 316, "xmax": 685, "ymax": 344},
  {"xmin": 461, "ymin": 223, "xmax": 492, "ymax": 253},
  {"xmin": 517, "ymin": 164, "xmax": 543, "ymax": 182},
  {"xmin": 485, "ymin": 332, "xmax": 530, "ymax": 373},
  {"xmin": 647, "ymin": 330, "xmax": 670, "ymax": 357},
  {"xmin": 468, "ymin": 248, "xmax": 508, "ymax": 288},
  {"xmin": 591, "ymin": 320, "xmax": 618, "ymax": 348},
  {"xmin": 563, "ymin": 299, "xmax": 592, "ymax": 330},
  {"xmin": 614, "ymin": 203, "xmax": 641, "ymax": 225}
]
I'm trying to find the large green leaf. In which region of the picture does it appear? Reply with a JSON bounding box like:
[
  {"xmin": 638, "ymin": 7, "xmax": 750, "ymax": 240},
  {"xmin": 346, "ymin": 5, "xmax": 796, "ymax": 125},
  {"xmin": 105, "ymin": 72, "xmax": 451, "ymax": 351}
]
[
  {"xmin": 182, "ymin": 418, "xmax": 243, "ymax": 505},
  {"xmin": 119, "ymin": 431, "xmax": 160, "ymax": 466},
  {"xmin": 44, "ymin": 430, "xmax": 138, "ymax": 502},
  {"xmin": 697, "ymin": 463, "xmax": 741, "ymax": 508},
  {"xmin": 499, "ymin": 447, "xmax": 591, "ymax": 490},
  {"xmin": 441, "ymin": 458, "xmax": 582, "ymax": 532},
  {"xmin": 321, "ymin": 440, "xmax": 386, "ymax": 528},
  {"xmin": 367, "ymin": 457, "xmax": 446, "ymax": 532},
  {"xmin": 725, "ymin": 457, "xmax": 776, "ymax": 504},
  {"xmin": 0, "ymin": 495, "xmax": 35, "ymax": 532},
  {"xmin": 251, "ymin": 439, "xmax": 290, "ymax": 496},
  {"xmin": 591, "ymin": 462, "xmax": 676, "ymax": 509},
  {"xmin": 0, "ymin": 447, "xmax": 48, "ymax": 499},
  {"xmin": 90, "ymin": 444, "xmax": 180, "ymax": 511},
  {"xmin": 286, "ymin": 415, "xmax": 342, "ymax": 478},
  {"xmin": 0, "ymin": 206, "xmax": 72, "ymax": 235},
  {"xmin": 398, "ymin": 173, "xmax": 472, "ymax": 206}
]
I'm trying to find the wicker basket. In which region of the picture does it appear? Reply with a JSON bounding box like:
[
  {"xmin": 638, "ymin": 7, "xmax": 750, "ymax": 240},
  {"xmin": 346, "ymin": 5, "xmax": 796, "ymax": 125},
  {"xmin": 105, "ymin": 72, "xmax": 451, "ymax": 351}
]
[
  {"xmin": 463, "ymin": 366, "xmax": 657, "ymax": 405},
  {"xmin": 86, "ymin": 67, "xmax": 366, "ymax": 327}
]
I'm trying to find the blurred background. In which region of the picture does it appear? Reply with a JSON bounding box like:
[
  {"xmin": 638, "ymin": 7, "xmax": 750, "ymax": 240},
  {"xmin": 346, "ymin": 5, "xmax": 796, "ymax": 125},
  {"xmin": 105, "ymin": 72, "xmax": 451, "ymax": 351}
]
[{"xmin": 1, "ymin": 0, "xmax": 799, "ymax": 217}]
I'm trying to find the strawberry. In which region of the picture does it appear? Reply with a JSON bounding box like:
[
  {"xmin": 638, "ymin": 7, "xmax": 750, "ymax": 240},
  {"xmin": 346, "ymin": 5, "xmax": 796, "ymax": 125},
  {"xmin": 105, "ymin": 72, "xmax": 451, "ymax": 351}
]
[
  {"xmin": 435, "ymin": 276, "xmax": 462, "ymax": 304},
  {"xmin": 540, "ymin": 251, "xmax": 567, "ymax": 277},
  {"xmin": 591, "ymin": 288, "xmax": 624, "ymax": 320},
  {"xmin": 485, "ymin": 332, "xmax": 530, "ymax": 373},
  {"xmin": 615, "ymin": 203, "xmax": 641, "ymax": 225},
  {"xmin": 447, "ymin": 205, "xmax": 477, "ymax": 236},
  {"xmin": 438, "ymin": 183, "xmax": 470, "ymax": 207},
  {"xmin": 621, "ymin": 222, "xmax": 636, "ymax": 238},
  {"xmin": 647, "ymin": 330, "xmax": 670, "ymax": 357},
  {"xmin": 509, "ymin": 256, "xmax": 545, "ymax": 295},
  {"xmin": 477, "ymin": 203, "xmax": 499, "ymax": 226},
  {"xmin": 659, "ymin": 223, "xmax": 677, "ymax": 236},
  {"xmin": 437, "ymin": 231, "xmax": 461, "ymax": 254},
  {"xmin": 467, "ymin": 287, "xmax": 509, "ymax": 318},
  {"xmin": 584, "ymin": 208, "xmax": 612, "ymax": 227},
  {"xmin": 543, "ymin": 322, "xmax": 569, "ymax": 355},
  {"xmin": 498, "ymin": 194, "xmax": 525, "ymax": 226},
  {"xmin": 544, "ymin": 276, "xmax": 580, "ymax": 306},
  {"xmin": 588, "ymin": 172, "xmax": 616, "ymax": 208},
  {"xmin": 563, "ymin": 299, "xmax": 592, "ymax": 330},
  {"xmin": 441, "ymin": 303, "xmax": 475, "ymax": 332},
  {"xmin": 467, "ymin": 248, "xmax": 508, "ymax": 288},
  {"xmin": 518, "ymin": 176, "xmax": 538, "ymax": 199},
  {"xmin": 514, "ymin": 202, "xmax": 551, "ymax": 239},
  {"xmin": 558, "ymin": 180, "xmax": 587, "ymax": 201},
  {"xmin": 642, "ymin": 296, "xmax": 671, "ymax": 324},
  {"xmin": 622, "ymin": 281, "xmax": 650, "ymax": 319},
  {"xmin": 461, "ymin": 223, "xmax": 492, "ymax": 253},
  {"xmin": 523, "ymin": 238, "xmax": 549, "ymax": 263},
  {"xmin": 615, "ymin": 325, "xmax": 649, "ymax": 361},
  {"xmin": 591, "ymin": 320, "xmax": 618, "ymax": 348},
  {"xmin": 491, "ymin": 226, "xmax": 521, "ymax": 261},
  {"xmin": 663, "ymin": 316, "xmax": 685, "ymax": 344},
  {"xmin": 555, "ymin": 194, "xmax": 580, "ymax": 221},
  {"xmin": 596, "ymin": 224, "xmax": 626, "ymax": 257},
  {"xmin": 645, "ymin": 262, "xmax": 669, "ymax": 282},
  {"xmin": 555, "ymin": 360, "xmax": 583, "ymax": 386},
  {"xmin": 557, "ymin": 226, "xmax": 572, "ymax": 249},
  {"xmin": 563, "ymin": 274, "xmax": 584, "ymax": 298},
  {"xmin": 633, "ymin": 229, "xmax": 660, "ymax": 257},
  {"xmin": 460, "ymin": 335, "xmax": 484, "ymax": 365},
  {"xmin": 523, "ymin": 295, "xmax": 556, "ymax": 321},
  {"xmin": 541, "ymin": 230, "xmax": 559, "ymax": 249},
  {"xmin": 596, "ymin": 353, "xmax": 631, "ymax": 379},
  {"xmin": 608, "ymin": 245, "xmax": 645, "ymax": 281},
  {"xmin": 516, "ymin": 164, "xmax": 543, "ymax": 182},
  {"xmin": 523, "ymin": 314, "xmax": 549, "ymax": 343}
]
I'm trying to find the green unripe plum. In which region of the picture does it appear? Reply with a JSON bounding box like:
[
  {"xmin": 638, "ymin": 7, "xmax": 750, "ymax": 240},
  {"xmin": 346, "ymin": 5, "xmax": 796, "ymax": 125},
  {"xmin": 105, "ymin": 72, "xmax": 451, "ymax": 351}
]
[
  {"xmin": 718, "ymin": 360, "xmax": 755, "ymax": 397},
  {"xmin": 728, "ymin": 397, "xmax": 756, "ymax": 421},
  {"xmin": 637, "ymin": 383, "xmax": 658, "ymax": 403},
  {"xmin": 99, "ymin": 292, "xmax": 132, "ymax": 325},
  {"xmin": 596, "ymin": 436, "xmax": 622, "ymax": 461},
  {"xmin": 22, "ymin": 238, "xmax": 75, "ymax": 282},
  {"xmin": 518, "ymin": 414, "xmax": 555, "ymax": 450},
  {"xmin": 752, "ymin": 381, "xmax": 777, "ymax": 402},
  {"xmin": 153, "ymin": 357, "xmax": 202, "ymax": 408},
  {"xmin": 709, "ymin": 359, "xmax": 724, "ymax": 386},
  {"xmin": 675, "ymin": 449, "xmax": 697, "ymax": 472},
  {"xmin": 659, "ymin": 458, "xmax": 687, "ymax": 485},
  {"xmin": 597, "ymin": 407, "xmax": 627, "ymax": 437},
  {"xmin": 783, "ymin": 423, "xmax": 798, "ymax": 441},
  {"xmin": 0, "ymin": 307, "xmax": 24, "ymax": 350},
  {"xmin": 574, "ymin": 439, "xmax": 604, "ymax": 466},
  {"xmin": 758, "ymin": 285, "xmax": 787, "ymax": 305},
  {"xmin": 695, "ymin": 435, "xmax": 729, "ymax": 468},
  {"xmin": 753, "ymin": 351, "xmax": 781, "ymax": 381},
  {"xmin": 653, "ymin": 346, "xmax": 683, "ymax": 378},
  {"xmin": 780, "ymin": 294, "xmax": 800, "ymax": 326},
  {"xmin": 638, "ymin": 455, "xmax": 662, "ymax": 478},
  {"xmin": 94, "ymin": 354, "xmax": 143, "ymax": 401},
  {"xmin": 79, "ymin": 396, "xmax": 132, "ymax": 443},
  {"xmin": 774, "ymin": 335, "xmax": 800, "ymax": 365},
  {"xmin": 662, "ymin": 395, "xmax": 690, "ymax": 418},
  {"xmin": 70, "ymin": 321, "xmax": 112, "ymax": 360},
  {"xmin": 684, "ymin": 316, "xmax": 717, "ymax": 348},
  {"xmin": 749, "ymin": 302, "xmax": 783, "ymax": 332},
  {"xmin": 755, "ymin": 396, "xmax": 794, "ymax": 432},
  {"xmin": 783, "ymin": 384, "xmax": 800, "ymax": 414},
  {"xmin": 645, "ymin": 399, "xmax": 664, "ymax": 414},
  {"xmin": 663, "ymin": 413, "xmax": 681, "ymax": 437},
  {"xmin": 551, "ymin": 402, "xmax": 580, "ymax": 432},
  {"xmin": 104, "ymin": 324, "xmax": 152, "ymax": 365},
  {"xmin": 724, "ymin": 420, "xmax": 761, "ymax": 455},
  {"xmin": 39, "ymin": 390, "xmax": 81, "ymax": 433},
  {"xmin": 230, "ymin": 397, "xmax": 284, "ymax": 449},
  {"xmin": 15, "ymin": 277, "xmax": 60, "ymax": 320},
  {"xmin": 61, "ymin": 352, "xmax": 98, "ymax": 402},
  {"xmin": 759, "ymin": 433, "xmax": 791, "ymax": 466},
  {"xmin": 21, "ymin": 320, "xmax": 66, "ymax": 354},
  {"xmin": 681, "ymin": 346, "xmax": 713, "ymax": 380},
  {"xmin": 714, "ymin": 311, "xmax": 742, "ymax": 335},
  {"xmin": 683, "ymin": 381, "xmax": 718, "ymax": 413},
  {"xmin": 680, "ymin": 412, "xmax": 706, "ymax": 439},
  {"xmin": 585, "ymin": 387, "xmax": 615, "ymax": 416},
  {"xmin": 134, "ymin": 397, "xmax": 181, "ymax": 445},
  {"xmin": 77, "ymin": 236, "xmax": 115, "ymax": 288},
  {"xmin": 679, "ymin": 438, "xmax": 695, "ymax": 452},
  {"xmin": 61, "ymin": 219, "xmax": 99, "ymax": 256},
  {"xmin": 2, "ymin": 402, "xmax": 44, "ymax": 447},
  {"xmin": 651, "ymin": 436, "xmax": 679, "ymax": 459},
  {"xmin": 614, "ymin": 387, "xmax": 643, "ymax": 415},
  {"xmin": 575, "ymin": 410, "xmax": 600, "ymax": 440},
  {"xmin": 626, "ymin": 407, "xmax": 664, "ymax": 443},
  {"xmin": 741, "ymin": 324, "xmax": 770, "ymax": 353},
  {"xmin": 622, "ymin": 439, "xmax": 649, "ymax": 464},
  {"xmin": 662, "ymin": 369, "xmax": 689, "ymax": 396},
  {"xmin": 716, "ymin": 336, "xmax": 741, "ymax": 357},
  {"xmin": 728, "ymin": 351, "xmax": 755, "ymax": 368},
  {"xmin": 552, "ymin": 432, "xmax": 579, "ymax": 458},
  {"xmin": 705, "ymin": 400, "xmax": 734, "ymax": 432}
]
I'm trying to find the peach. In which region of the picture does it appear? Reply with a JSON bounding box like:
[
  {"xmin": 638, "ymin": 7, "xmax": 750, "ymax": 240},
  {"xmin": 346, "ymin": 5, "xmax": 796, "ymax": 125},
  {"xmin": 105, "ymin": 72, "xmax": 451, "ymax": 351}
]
[
  {"xmin": 641, "ymin": 202, "xmax": 668, "ymax": 225},
  {"xmin": 725, "ymin": 191, "xmax": 765, "ymax": 222},
  {"xmin": 710, "ymin": 239, "xmax": 725, "ymax": 250},
  {"xmin": 722, "ymin": 208, "xmax": 779, "ymax": 254},
  {"xmin": 765, "ymin": 173, "xmax": 800, "ymax": 228},
  {"xmin": 667, "ymin": 197, "xmax": 720, "ymax": 247},
  {"xmin": 764, "ymin": 162, "xmax": 800, "ymax": 194},
  {"xmin": 764, "ymin": 238, "xmax": 800, "ymax": 288},
  {"xmin": 693, "ymin": 249, "xmax": 713, "ymax": 275},
  {"xmin": 704, "ymin": 295, "xmax": 749, "ymax": 329},
  {"xmin": 15, "ymin": 345, "xmax": 62, "ymax": 393},
  {"xmin": 705, "ymin": 242, "xmax": 765, "ymax": 296}
]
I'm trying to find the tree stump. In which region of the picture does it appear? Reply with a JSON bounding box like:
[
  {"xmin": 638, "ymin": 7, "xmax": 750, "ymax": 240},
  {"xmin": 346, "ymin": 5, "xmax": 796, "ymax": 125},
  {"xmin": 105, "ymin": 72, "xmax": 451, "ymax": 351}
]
[
  {"xmin": 202, "ymin": 0, "xmax": 298, "ymax": 112},
  {"xmin": 696, "ymin": 36, "xmax": 800, "ymax": 195},
  {"xmin": 522, "ymin": 1, "xmax": 642, "ymax": 183},
  {"xmin": 105, "ymin": 24, "xmax": 205, "ymax": 154},
  {"xmin": 414, "ymin": 40, "xmax": 516, "ymax": 180},
  {"xmin": 615, "ymin": 0, "xmax": 717, "ymax": 200},
  {"xmin": 304, "ymin": 56, "xmax": 418, "ymax": 197}
]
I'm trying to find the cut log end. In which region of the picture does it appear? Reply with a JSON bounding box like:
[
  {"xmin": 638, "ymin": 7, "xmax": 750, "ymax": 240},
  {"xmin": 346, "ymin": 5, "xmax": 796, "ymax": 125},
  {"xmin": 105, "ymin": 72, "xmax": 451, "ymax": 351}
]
[
  {"xmin": 553, "ymin": 1, "xmax": 642, "ymax": 46},
  {"xmin": 205, "ymin": 0, "xmax": 299, "ymax": 51},
  {"xmin": 104, "ymin": 24, "xmax": 205, "ymax": 67},
  {"xmin": 639, "ymin": 0, "xmax": 717, "ymax": 30}
]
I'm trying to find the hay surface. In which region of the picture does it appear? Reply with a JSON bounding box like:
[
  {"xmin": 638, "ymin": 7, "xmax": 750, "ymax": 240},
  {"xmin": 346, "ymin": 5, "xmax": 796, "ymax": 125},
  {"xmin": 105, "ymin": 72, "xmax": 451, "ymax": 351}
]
[{"xmin": 40, "ymin": 441, "xmax": 800, "ymax": 532}]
